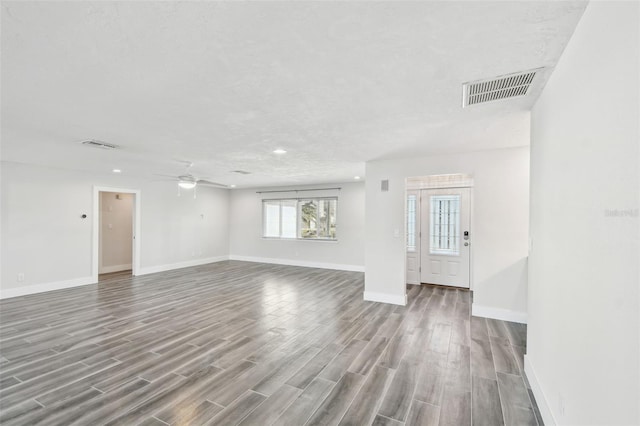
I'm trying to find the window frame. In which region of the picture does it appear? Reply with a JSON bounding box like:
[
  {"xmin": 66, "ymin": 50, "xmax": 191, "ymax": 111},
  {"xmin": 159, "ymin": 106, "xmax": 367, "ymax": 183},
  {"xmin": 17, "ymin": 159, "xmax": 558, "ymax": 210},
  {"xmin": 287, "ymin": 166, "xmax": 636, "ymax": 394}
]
[
  {"xmin": 261, "ymin": 197, "xmax": 338, "ymax": 241},
  {"xmin": 406, "ymin": 194, "xmax": 417, "ymax": 252}
]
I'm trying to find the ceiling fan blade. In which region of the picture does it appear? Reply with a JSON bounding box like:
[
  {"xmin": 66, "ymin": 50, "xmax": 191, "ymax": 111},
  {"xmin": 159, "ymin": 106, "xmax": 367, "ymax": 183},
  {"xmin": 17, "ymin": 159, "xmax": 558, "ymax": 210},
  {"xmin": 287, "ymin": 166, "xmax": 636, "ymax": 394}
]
[
  {"xmin": 151, "ymin": 178, "xmax": 178, "ymax": 182},
  {"xmin": 197, "ymin": 179, "xmax": 229, "ymax": 188}
]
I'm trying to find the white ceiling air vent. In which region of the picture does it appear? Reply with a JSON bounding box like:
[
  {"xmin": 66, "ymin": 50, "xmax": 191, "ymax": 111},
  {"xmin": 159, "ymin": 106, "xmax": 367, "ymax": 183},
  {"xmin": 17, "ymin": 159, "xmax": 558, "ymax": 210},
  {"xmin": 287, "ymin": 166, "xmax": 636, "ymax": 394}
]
[
  {"xmin": 81, "ymin": 140, "xmax": 119, "ymax": 149},
  {"xmin": 232, "ymin": 170, "xmax": 251, "ymax": 175},
  {"xmin": 462, "ymin": 68, "xmax": 541, "ymax": 107}
]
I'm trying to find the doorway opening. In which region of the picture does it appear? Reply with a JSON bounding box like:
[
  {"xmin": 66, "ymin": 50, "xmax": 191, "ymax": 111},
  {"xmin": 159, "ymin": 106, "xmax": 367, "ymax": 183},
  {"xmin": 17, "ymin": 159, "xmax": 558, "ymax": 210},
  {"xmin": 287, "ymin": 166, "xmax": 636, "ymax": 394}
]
[
  {"xmin": 92, "ymin": 186, "xmax": 141, "ymax": 283},
  {"xmin": 405, "ymin": 174, "xmax": 473, "ymax": 289}
]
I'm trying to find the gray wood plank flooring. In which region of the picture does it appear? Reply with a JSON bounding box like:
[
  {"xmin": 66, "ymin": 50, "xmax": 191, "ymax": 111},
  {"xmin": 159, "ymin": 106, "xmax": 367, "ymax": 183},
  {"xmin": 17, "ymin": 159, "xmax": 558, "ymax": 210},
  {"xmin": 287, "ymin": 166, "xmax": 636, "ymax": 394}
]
[{"xmin": 0, "ymin": 261, "xmax": 542, "ymax": 425}]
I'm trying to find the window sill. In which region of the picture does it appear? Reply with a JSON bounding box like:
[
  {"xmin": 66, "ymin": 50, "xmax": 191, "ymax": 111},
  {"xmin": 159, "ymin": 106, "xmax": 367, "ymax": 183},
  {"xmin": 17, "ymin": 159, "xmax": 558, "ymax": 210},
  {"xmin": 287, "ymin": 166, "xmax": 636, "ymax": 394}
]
[{"xmin": 262, "ymin": 237, "xmax": 338, "ymax": 243}]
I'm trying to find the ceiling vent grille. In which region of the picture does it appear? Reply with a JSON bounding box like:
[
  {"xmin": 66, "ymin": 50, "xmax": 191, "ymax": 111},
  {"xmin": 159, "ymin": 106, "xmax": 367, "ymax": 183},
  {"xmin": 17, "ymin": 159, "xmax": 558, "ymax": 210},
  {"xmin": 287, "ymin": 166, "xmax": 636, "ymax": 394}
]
[
  {"xmin": 463, "ymin": 68, "xmax": 541, "ymax": 107},
  {"xmin": 232, "ymin": 170, "xmax": 251, "ymax": 175},
  {"xmin": 81, "ymin": 140, "xmax": 119, "ymax": 149}
]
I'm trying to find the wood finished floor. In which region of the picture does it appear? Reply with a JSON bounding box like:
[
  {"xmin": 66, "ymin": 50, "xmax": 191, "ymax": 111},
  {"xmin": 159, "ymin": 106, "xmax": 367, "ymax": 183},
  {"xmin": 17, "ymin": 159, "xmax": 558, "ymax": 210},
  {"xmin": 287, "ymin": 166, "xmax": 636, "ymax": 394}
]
[{"xmin": 0, "ymin": 261, "xmax": 543, "ymax": 426}]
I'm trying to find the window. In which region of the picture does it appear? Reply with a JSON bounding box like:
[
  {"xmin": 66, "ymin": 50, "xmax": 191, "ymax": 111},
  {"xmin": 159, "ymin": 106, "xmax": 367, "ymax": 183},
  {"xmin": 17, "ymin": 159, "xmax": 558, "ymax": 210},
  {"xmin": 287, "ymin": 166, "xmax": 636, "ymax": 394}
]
[
  {"xmin": 263, "ymin": 199, "xmax": 297, "ymax": 238},
  {"xmin": 406, "ymin": 194, "xmax": 417, "ymax": 252},
  {"xmin": 429, "ymin": 195, "xmax": 460, "ymax": 255},
  {"xmin": 263, "ymin": 197, "xmax": 337, "ymax": 240}
]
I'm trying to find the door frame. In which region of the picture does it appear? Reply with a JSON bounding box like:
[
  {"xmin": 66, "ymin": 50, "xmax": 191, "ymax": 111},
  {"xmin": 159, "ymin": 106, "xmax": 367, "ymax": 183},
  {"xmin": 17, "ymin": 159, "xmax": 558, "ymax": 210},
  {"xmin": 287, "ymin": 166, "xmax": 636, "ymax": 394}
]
[
  {"xmin": 404, "ymin": 176, "xmax": 474, "ymax": 291},
  {"xmin": 92, "ymin": 186, "xmax": 141, "ymax": 282}
]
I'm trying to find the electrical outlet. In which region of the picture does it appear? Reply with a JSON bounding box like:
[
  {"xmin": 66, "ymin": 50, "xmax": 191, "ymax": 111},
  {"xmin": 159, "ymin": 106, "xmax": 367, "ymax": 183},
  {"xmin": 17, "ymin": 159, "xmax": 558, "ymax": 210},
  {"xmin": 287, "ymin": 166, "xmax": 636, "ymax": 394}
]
[{"xmin": 17, "ymin": 273, "xmax": 25, "ymax": 282}]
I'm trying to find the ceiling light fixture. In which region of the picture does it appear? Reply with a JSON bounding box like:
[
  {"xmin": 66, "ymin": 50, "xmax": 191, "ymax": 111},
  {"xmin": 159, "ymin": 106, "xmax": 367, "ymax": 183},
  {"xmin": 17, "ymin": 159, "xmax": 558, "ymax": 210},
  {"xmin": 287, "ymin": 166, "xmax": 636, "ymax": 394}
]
[
  {"xmin": 230, "ymin": 184, "xmax": 237, "ymax": 188},
  {"xmin": 177, "ymin": 174, "xmax": 197, "ymax": 189},
  {"xmin": 112, "ymin": 169, "xmax": 122, "ymax": 173},
  {"xmin": 273, "ymin": 149, "xmax": 287, "ymax": 154},
  {"xmin": 178, "ymin": 181, "xmax": 197, "ymax": 189},
  {"xmin": 354, "ymin": 176, "xmax": 361, "ymax": 180}
]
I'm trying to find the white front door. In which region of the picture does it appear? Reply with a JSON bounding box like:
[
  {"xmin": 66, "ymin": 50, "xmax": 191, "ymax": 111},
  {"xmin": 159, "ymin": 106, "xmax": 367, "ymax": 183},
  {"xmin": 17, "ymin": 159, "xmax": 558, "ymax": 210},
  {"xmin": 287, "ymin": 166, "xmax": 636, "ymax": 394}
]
[
  {"xmin": 406, "ymin": 191, "xmax": 420, "ymax": 284},
  {"xmin": 420, "ymin": 188, "xmax": 471, "ymax": 288}
]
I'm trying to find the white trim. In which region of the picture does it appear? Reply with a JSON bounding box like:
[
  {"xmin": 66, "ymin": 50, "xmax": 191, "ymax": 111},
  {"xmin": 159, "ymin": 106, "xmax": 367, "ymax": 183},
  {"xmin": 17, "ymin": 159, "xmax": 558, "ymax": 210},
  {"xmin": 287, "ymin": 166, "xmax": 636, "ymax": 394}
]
[
  {"xmin": 137, "ymin": 256, "xmax": 229, "ymax": 276},
  {"xmin": 0, "ymin": 276, "xmax": 95, "ymax": 299},
  {"xmin": 363, "ymin": 291, "xmax": 407, "ymax": 306},
  {"xmin": 468, "ymin": 188, "xmax": 474, "ymax": 291},
  {"xmin": 228, "ymin": 255, "xmax": 364, "ymax": 272},
  {"xmin": 406, "ymin": 173, "xmax": 474, "ymax": 190},
  {"xmin": 93, "ymin": 186, "xmax": 141, "ymax": 283},
  {"xmin": 1, "ymin": 257, "xmax": 229, "ymax": 299},
  {"xmin": 472, "ymin": 304, "xmax": 527, "ymax": 324},
  {"xmin": 260, "ymin": 237, "xmax": 338, "ymax": 243},
  {"xmin": 99, "ymin": 263, "xmax": 132, "ymax": 274},
  {"xmin": 524, "ymin": 355, "xmax": 556, "ymax": 426}
]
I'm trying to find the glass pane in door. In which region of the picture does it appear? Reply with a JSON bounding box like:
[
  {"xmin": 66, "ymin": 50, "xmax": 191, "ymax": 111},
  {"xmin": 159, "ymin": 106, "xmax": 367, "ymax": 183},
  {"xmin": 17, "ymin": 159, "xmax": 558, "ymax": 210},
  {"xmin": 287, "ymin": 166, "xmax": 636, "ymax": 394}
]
[{"xmin": 429, "ymin": 195, "xmax": 461, "ymax": 255}]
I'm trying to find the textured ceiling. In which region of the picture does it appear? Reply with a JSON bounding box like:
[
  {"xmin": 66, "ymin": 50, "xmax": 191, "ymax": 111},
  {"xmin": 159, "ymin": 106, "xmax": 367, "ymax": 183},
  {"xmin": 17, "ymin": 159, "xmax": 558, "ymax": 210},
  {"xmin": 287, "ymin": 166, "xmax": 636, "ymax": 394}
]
[{"xmin": 1, "ymin": 1, "xmax": 587, "ymax": 187}]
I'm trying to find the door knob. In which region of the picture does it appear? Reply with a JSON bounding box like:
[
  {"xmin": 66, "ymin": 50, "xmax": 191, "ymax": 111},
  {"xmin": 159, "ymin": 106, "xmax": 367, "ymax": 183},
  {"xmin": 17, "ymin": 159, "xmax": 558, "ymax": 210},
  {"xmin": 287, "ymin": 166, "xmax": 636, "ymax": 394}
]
[{"xmin": 464, "ymin": 242, "xmax": 469, "ymax": 246}]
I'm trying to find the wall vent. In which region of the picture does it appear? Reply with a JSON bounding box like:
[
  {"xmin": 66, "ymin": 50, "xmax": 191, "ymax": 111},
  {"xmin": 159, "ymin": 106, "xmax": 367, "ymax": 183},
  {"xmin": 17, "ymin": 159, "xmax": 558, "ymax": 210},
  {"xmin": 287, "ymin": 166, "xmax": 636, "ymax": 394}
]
[
  {"xmin": 81, "ymin": 140, "xmax": 119, "ymax": 149},
  {"xmin": 232, "ymin": 170, "xmax": 251, "ymax": 175},
  {"xmin": 462, "ymin": 68, "xmax": 541, "ymax": 107}
]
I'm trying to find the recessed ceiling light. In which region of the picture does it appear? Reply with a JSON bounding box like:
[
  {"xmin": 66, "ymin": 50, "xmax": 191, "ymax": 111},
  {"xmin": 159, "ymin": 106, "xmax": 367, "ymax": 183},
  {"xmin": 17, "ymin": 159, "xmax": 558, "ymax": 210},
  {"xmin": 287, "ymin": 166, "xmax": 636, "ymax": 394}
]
[
  {"xmin": 230, "ymin": 184, "xmax": 236, "ymax": 188},
  {"xmin": 273, "ymin": 149, "xmax": 287, "ymax": 154},
  {"xmin": 354, "ymin": 176, "xmax": 361, "ymax": 180},
  {"xmin": 112, "ymin": 169, "xmax": 121, "ymax": 173}
]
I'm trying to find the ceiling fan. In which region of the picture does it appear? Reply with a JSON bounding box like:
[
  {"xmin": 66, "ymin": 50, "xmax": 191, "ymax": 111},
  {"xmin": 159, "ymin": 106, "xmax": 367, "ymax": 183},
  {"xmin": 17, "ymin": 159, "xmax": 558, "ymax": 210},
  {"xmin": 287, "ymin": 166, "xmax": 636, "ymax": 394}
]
[{"xmin": 155, "ymin": 162, "xmax": 228, "ymax": 191}]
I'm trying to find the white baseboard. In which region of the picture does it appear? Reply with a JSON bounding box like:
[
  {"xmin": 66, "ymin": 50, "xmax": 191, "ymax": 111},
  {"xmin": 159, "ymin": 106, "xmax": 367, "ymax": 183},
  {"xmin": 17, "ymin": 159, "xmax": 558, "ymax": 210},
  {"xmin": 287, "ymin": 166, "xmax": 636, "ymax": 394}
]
[
  {"xmin": 137, "ymin": 256, "xmax": 229, "ymax": 276},
  {"xmin": 472, "ymin": 304, "xmax": 527, "ymax": 324},
  {"xmin": 99, "ymin": 263, "xmax": 132, "ymax": 274},
  {"xmin": 0, "ymin": 276, "xmax": 95, "ymax": 300},
  {"xmin": 363, "ymin": 291, "xmax": 407, "ymax": 306},
  {"xmin": 228, "ymin": 255, "xmax": 365, "ymax": 272},
  {"xmin": 524, "ymin": 355, "xmax": 556, "ymax": 426}
]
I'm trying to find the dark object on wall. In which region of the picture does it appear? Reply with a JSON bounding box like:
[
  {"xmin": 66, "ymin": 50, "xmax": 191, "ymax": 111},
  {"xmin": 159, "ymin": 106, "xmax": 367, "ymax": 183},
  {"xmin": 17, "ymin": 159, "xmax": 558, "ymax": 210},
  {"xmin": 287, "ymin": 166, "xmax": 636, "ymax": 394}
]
[
  {"xmin": 81, "ymin": 214, "xmax": 87, "ymax": 219},
  {"xmin": 381, "ymin": 180, "xmax": 389, "ymax": 192}
]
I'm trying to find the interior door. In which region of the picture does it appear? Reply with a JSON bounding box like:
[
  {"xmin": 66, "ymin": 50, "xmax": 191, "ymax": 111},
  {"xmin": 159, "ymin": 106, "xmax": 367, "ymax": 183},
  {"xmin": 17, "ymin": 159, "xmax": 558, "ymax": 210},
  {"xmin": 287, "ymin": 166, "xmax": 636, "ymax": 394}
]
[
  {"xmin": 420, "ymin": 188, "xmax": 471, "ymax": 288},
  {"xmin": 406, "ymin": 191, "xmax": 420, "ymax": 284}
]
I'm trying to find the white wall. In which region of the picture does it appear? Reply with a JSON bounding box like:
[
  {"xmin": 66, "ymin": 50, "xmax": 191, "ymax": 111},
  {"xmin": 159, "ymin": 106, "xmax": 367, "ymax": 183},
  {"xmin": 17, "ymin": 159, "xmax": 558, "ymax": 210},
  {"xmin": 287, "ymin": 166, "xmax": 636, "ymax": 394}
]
[
  {"xmin": 527, "ymin": 2, "xmax": 639, "ymax": 425},
  {"xmin": 1, "ymin": 161, "xmax": 230, "ymax": 297},
  {"xmin": 229, "ymin": 183, "xmax": 365, "ymax": 271},
  {"xmin": 365, "ymin": 143, "xmax": 530, "ymax": 317},
  {"xmin": 99, "ymin": 191, "xmax": 133, "ymax": 273}
]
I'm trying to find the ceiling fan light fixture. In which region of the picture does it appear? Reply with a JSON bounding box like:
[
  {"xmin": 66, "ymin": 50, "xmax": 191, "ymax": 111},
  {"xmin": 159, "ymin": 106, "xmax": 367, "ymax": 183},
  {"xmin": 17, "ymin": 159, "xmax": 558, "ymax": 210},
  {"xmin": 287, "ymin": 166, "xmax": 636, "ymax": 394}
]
[{"xmin": 178, "ymin": 180, "xmax": 197, "ymax": 189}]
